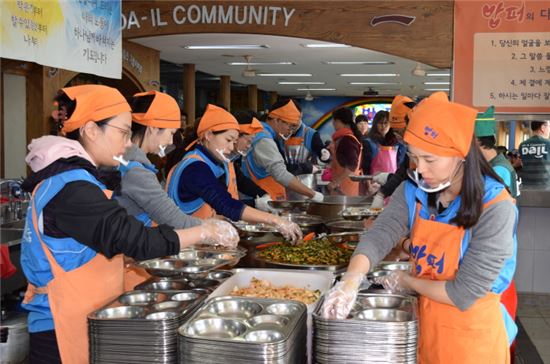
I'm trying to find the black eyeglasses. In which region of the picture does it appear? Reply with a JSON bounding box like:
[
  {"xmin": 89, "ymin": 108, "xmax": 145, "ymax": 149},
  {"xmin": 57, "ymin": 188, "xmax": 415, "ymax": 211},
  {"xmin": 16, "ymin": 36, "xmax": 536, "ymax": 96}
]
[{"xmin": 104, "ymin": 124, "xmax": 132, "ymax": 141}]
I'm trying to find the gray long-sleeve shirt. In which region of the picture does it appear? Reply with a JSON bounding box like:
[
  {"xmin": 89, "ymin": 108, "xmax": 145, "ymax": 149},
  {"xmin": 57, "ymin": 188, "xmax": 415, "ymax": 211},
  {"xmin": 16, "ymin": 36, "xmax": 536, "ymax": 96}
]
[
  {"xmin": 252, "ymin": 138, "xmax": 295, "ymax": 187},
  {"xmin": 116, "ymin": 144, "xmax": 202, "ymax": 229},
  {"xmin": 354, "ymin": 183, "xmax": 516, "ymax": 311}
]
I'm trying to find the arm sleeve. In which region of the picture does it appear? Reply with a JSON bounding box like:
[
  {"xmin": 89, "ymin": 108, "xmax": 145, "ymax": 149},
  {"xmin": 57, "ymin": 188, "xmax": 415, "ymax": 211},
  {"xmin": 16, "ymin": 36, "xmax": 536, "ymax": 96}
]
[
  {"xmin": 235, "ymin": 164, "xmax": 267, "ymax": 198},
  {"xmin": 121, "ymin": 167, "xmax": 202, "ymax": 229},
  {"xmin": 380, "ymin": 155, "xmax": 409, "ymax": 197},
  {"xmin": 353, "ymin": 183, "xmax": 410, "ymax": 265},
  {"xmin": 310, "ymin": 131, "xmax": 324, "ymax": 160},
  {"xmin": 445, "ymin": 200, "xmax": 516, "ymax": 311},
  {"xmin": 361, "ymin": 140, "xmax": 373, "ymax": 174},
  {"xmin": 51, "ymin": 181, "xmax": 180, "ymax": 261},
  {"xmin": 253, "ymin": 138, "xmax": 295, "ymax": 187},
  {"xmin": 179, "ymin": 161, "xmax": 246, "ymax": 221},
  {"xmin": 336, "ymin": 136, "xmax": 361, "ymax": 170}
]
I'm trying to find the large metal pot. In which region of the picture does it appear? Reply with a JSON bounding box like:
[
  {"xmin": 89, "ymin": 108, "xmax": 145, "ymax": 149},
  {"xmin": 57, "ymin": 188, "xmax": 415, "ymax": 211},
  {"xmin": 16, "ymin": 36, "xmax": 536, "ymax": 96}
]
[
  {"xmin": 286, "ymin": 174, "xmax": 316, "ymax": 201},
  {"xmin": 308, "ymin": 195, "xmax": 371, "ymax": 221},
  {"xmin": 326, "ymin": 219, "xmax": 368, "ymax": 234},
  {"xmin": 0, "ymin": 311, "xmax": 29, "ymax": 364}
]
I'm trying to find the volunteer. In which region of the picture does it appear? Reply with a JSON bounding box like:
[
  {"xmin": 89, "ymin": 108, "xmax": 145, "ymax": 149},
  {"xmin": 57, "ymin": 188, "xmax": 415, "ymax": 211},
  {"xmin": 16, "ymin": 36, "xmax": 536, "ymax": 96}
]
[
  {"xmin": 518, "ymin": 120, "xmax": 550, "ymax": 188},
  {"xmin": 355, "ymin": 114, "xmax": 370, "ymax": 136},
  {"xmin": 327, "ymin": 107, "xmax": 363, "ymax": 196},
  {"xmin": 322, "ymin": 92, "xmax": 518, "ymax": 364},
  {"xmin": 231, "ymin": 111, "xmax": 271, "ymax": 210},
  {"xmin": 242, "ymin": 99, "xmax": 324, "ymax": 201},
  {"xmin": 20, "ymin": 85, "xmax": 238, "ymax": 364},
  {"xmin": 166, "ymin": 104, "xmax": 302, "ymax": 242},
  {"xmin": 369, "ymin": 95, "xmax": 415, "ymax": 207},
  {"xmin": 475, "ymin": 106, "xmax": 519, "ymax": 360},
  {"xmin": 115, "ymin": 90, "xmax": 202, "ymax": 228}
]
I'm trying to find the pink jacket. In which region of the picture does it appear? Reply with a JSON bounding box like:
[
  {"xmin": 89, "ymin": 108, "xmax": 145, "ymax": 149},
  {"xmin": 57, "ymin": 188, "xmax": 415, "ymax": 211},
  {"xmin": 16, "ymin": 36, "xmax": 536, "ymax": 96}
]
[{"xmin": 25, "ymin": 136, "xmax": 96, "ymax": 172}]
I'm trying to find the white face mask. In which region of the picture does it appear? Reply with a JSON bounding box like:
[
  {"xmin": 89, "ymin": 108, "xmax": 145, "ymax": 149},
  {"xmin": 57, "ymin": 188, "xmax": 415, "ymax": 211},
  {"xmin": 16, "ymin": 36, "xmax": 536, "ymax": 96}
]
[
  {"xmin": 407, "ymin": 169, "xmax": 451, "ymax": 193},
  {"xmin": 279, "ymin": 133, "xmax": 291, "ymax": 141},
  {"xmin": 238, "ymin": 148, "xmax": 250, "ymax": 157},
  {"xmin": 113, "ymin": 155, "xmax": 129, "ymax": 166},
  {"xmin": 216, "ymin": 148, "xmax": 231, "ymax": 163},
  {"xmin": 157, "ymin": 145, "xmax": 167, "ymax": 158}
]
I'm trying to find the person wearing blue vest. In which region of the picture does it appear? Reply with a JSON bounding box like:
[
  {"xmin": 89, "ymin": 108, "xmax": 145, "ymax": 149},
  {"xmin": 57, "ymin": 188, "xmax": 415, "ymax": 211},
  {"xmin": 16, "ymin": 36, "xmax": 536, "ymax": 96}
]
[
  {"xmin": 115, "ymin": 90, "xmax": 201, "ymax": 229},
  {"xmin": 166, "ymin": 104, "xmax": 302, "ymax": 242},
  {"xmin": 323, "ymin": 92, "xmax": 518, "ymax": 363},
  {"xmin": 19, "ymin": 85, "xmax": 239, "ymax": 364},
  {"xmin": 242, "ymin": 99, "xmax": 324, "ymax": 201}
]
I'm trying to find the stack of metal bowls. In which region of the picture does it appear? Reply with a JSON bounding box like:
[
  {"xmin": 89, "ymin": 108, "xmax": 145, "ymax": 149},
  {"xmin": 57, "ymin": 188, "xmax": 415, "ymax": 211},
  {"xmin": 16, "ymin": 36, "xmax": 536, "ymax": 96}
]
[
  {"xmin": 179, "ymin": 296, "xmax": 308, "ymax": 363},
  {"xmin": 135, "ymin": 270, "xmax": 234, "ymax": 293},
  {"xmin": 312, "ymin": 293, "xmax": 418, "ymax": 364},
  {"xmin": 88, "ymin": 289, "xmax": 207, "ymax": 364}
]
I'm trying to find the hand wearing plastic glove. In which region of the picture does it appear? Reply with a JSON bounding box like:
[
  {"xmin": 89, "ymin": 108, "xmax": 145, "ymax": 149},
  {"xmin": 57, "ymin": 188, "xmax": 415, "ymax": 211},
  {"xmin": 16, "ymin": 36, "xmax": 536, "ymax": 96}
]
[
  {"xmin": 379, "ymin": 271, "xmax": 411, "ymax": 294},
  {"xmin": 199, "ymin": 219, "xmax": 240, "ymax": 249},
  {"xmin": 371, "ymin": 192, "xmax": 385, "ymax": 209},
  {"xmin": 311, "ymin": 191, "xmax": 324, "ymax": 202},
  {"xmin": 272, "ymin": 216, "xmax": 302, "ymax": 243},
  {"xmin": 367, "ymin": 181, "xmax": 381, "ymax": 196},
  {"xmin": 322, "ymin": 272, "xmax": 364, "ymax": 319},
  {"xmin": 255, "ymin": 194, "xmax": 273, "ymax": 212},
  {"xmin": 372, "ymin": 172, "xmax": 390, "ymax": 186},
  {"xmin": 311, "ymin": 165, "xmax": 320, "ymax": 174}
]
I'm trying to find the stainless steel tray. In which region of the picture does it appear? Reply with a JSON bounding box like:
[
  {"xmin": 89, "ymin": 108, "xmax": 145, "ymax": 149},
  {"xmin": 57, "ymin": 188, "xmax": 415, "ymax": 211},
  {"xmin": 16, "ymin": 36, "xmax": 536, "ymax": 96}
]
[
  {"xmin": 232, "ymin": 221, "xmax": 281, "ymax": 238},
  {"xmin": 341, "ymin": 206, "xmax": 383, "ymax": 221}
]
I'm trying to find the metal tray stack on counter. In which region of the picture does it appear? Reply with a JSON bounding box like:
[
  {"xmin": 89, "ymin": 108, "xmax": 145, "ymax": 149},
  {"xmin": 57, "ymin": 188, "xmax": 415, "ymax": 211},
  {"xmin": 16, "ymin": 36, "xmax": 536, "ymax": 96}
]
[
  {"xmin": 179, "ymin": 296, "xmax": 308, "ymax": 363},
  {"xmin": 88, "ymin": 289, "xmax": 208, "ymax": 364},
  {"xmin": 135, "ymin": 270, "xmax": 235, "ymax": 293},
  {"xmin": 312, "ymin": 293, "xmax": 418, "ymax": 364}
]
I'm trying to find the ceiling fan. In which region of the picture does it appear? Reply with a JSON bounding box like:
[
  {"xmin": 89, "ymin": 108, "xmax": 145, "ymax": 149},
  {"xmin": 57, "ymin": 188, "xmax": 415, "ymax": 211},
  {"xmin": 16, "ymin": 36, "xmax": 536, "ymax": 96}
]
[
  {"xmin": 304, "ymin": 89, "xmax": 314, "ymax": 101},
  {"xmin": 241, "ymin": 55, "xmax": 257, "ymax": 78},
  {"xmin": 411, "ymin": 62, "xmax": 427, "ymax": 77}
]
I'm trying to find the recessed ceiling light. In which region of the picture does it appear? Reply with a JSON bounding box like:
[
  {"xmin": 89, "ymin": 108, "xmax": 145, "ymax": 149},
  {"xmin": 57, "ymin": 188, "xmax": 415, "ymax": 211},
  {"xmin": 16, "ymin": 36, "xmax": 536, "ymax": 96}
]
[
  {"xmin": 339, "ymin": 73, "xmax": 399, "ymax": 77},
  {"xmin": 278, "ymin": 81, "xmax": 326, "ymax": 85},
  {"xmin": 182, "ymin": 45, "xmax": 269, "ymax": 50},
  {"xmin": 424, "ymin": 88, "xmax": 450, "ymax": 91},
  {"xmin": 302, "ymin": 43, "xmax": 350, "ymax": 48},
  {"xmin": 426, "ymin": 72, "xmax": 451, "ymax": 77},
  {"xmin": 349, "ymin": 82, "xmax": 401, "ymax": 85},
  {"xmin": 227, "ymin": 62, "xmax": 294, "ymax": 66},
  {"xmin": 257, "ymin": 73, "xmax": 312, "ymax": 77},
  {"xmin": 423, "ymin": 81, "xmax": 450, "ymax": 85},
  {"xmin": 296, "ymin": 88, "xmax": 336, "ymax": 91},
  {"xmin": 324, "ymin": 61, "xmax": 394, "ymax": 65}
]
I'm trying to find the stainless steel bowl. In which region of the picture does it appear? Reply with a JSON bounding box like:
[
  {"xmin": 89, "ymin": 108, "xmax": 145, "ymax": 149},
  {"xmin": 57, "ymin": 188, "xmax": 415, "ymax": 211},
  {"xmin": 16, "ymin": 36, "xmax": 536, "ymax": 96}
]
[
  {"xmin": 172, "ymin": 292, "xmax": 200, "ymax": 302},
  {"xmin": 266, "ymin": 303, "xmax": 301, "ymax": 316},
  {"xmin": 233, "ymin": 222, "xmax": 280, "ymax": 238},
  {"xmin": 378, "ymin": 262, "xmax": 413, "ymax": 272},
  {"xmin": 135, "ymin": 280, "xmax": 189, "ymax": 291},
  {"xmin": 354, "ymin": 308, "xmax": 413, "ymax": 322},
  {"xmin": 207, "ymin": 270, "xmax": 234, "ymax": 280},
  {"xmin": 118, "ymin": 292, "xmax": 165, "ymax": 305},
  {"xmin": 326, "ymin": 219, "xmax": 368, "ymax": 234},
  {"xmin": 185, "ymin": 318, "xmax": 247, "ymax": 339},
  {"xmin": 326, "ymin": 232, "xmax": 362, "ymax": 245},
  {"xmin": 153, "ymin": 301, "xmax": 185, "ymax": 311},
  {"xmin": 146, "ymin": 311, "xmax": 179, "ymax": 320},
  {"xmin": 95, "ymin": 306, "xmax": 145, "ymax": 319},
  {"xmin": 280, "ymin": 213, "xmax": 325, "ymax": 234},
  {"xmin": 186, "ymin": 278, "xmax": 220, "ymax": 289},
  {"xmin": 207, "ymin": 299, "xmax": 263, "ymax": 319},
  {"xmin": 366, "ymin": 270, "xmax": 393, "ymax": 284},
  {"xmin": 358, "ymin": 295, "xmax": 405, "ymax": 309},
  {"xmin": 244, "ymin": 329, "xmax": 284, "ymax": 343},
  {"xmin": 247, "ymin": 314, "xmax": 289, "ymax": 328}
]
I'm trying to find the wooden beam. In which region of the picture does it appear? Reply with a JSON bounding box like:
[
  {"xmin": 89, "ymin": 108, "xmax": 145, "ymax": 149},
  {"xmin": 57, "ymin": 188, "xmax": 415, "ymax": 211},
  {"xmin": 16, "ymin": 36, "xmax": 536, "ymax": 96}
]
[
  {"xmin": 183, "ymin": 63, "xmax": 195, "ymax": 124},
  {"xmin": 220, "ymin": 75, "xmax": 231, "ymax": 111},
  {"xmin": 247, "ymin": 84, "xmax": 258, "ymax": 112}
]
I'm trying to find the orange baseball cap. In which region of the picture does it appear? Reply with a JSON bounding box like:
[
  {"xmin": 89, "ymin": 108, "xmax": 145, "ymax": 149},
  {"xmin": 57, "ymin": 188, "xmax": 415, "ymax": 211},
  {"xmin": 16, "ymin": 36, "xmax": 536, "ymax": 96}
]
[
  {"xmin": 268, "ymin": 100, "xmax": 301, "ymax": 125},
  {"xmin": 131, "ymin": 91, "xmax": 180, "ymax": 129},
  {"xmin": 197, "ymin": 104, "xmax": 239, "ymax": 137},
  {"xmin": 239, "ymin": 117, "xmax": 264, "ymax": 135},
  {"xmin": 404, "ymin": 92, "xmax": 478, "ymax": 159},
  {"xmin": 389, "ymin": 95, "xmax": 414, "ymax": 129},
  {"xmin": 61, "ymin": 85, "xmax": 130, "ymax": 133}
]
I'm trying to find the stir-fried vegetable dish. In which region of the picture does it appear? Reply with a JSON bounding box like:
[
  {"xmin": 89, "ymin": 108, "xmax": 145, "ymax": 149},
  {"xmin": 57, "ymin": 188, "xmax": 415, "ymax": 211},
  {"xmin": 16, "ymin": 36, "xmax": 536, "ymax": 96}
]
[{"xmin": 258, "ymin": 237, "xmax": 353, "ymax": 266}]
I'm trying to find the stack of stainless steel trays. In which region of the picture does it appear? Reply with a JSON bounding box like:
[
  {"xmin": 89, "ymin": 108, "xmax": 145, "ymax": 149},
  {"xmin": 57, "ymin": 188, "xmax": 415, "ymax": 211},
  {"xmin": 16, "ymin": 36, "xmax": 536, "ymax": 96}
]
[
  {"xmin": 312, "ymin": 293, "xmax": 418, "ymax": 364},
  {"xmin": 179, "ymin": 296, "xmax": 308, "ymax": 363},
  {"xmin": 88, "ymin": 289, "xmax": 207, "ymax": 364}
]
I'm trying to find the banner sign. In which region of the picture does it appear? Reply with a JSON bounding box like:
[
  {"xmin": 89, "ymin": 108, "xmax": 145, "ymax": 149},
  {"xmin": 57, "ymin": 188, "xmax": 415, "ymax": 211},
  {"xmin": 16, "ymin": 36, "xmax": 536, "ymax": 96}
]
[
  {"xmin": 1, "ymin": 0, "xmax": 122, "ymax": 79},
  {"xmin": 453, "ymin": 1, "xmax": 550, "ymax": 113}
]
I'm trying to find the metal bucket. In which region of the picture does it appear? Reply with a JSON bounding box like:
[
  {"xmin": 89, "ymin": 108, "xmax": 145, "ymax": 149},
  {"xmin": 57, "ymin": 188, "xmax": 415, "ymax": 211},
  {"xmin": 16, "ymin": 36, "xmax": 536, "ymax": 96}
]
[
  {"xmin": 286, "ymin": 174, "xmax": 316, "ymax": 201},
  {"xmin": 307, "ymin": 195, "xmax": 371, "ymax": 221}
]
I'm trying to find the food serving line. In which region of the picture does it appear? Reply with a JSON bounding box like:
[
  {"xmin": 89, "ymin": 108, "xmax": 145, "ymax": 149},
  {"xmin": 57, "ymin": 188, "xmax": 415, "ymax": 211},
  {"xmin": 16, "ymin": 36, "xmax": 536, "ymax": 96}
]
[{"xmin": 86, "ymin": 196, "xmax": 417, "ymax": 364}]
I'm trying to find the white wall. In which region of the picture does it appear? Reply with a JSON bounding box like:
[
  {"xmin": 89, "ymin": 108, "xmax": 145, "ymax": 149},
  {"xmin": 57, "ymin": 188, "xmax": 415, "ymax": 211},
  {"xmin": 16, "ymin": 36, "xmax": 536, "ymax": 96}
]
[{"xmin": 3, "ymin": 73, "xmax": 27, "ymax": 178}]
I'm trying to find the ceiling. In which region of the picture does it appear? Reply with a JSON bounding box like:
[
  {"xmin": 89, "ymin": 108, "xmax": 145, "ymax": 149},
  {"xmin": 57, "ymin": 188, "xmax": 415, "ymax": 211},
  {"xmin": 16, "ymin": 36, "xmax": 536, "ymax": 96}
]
[{"xmin": 132, "ymin": 33, "xmax": 451, "ymax": 99}]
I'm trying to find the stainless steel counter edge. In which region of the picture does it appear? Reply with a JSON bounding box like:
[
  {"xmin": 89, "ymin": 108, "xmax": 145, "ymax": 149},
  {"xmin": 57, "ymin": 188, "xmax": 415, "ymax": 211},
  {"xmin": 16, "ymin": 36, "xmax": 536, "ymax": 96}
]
[{"xmin": 517, "ymin": 189, "xmax": 550, "ymax": 208}]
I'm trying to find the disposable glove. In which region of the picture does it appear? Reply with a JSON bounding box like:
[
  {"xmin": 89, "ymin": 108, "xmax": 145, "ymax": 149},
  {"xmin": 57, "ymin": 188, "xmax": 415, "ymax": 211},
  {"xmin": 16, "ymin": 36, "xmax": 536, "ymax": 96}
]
[
  {"xmin": 311, "ymin": 191, "xmax": 324, "ymax": 202},
  {"xmin": 371, "ymin": 192, "xmax": 385, "ymax": 209},
  {"xmin": 272, "ymin": 216, "xmax": 302, "ymax": 243},
  {"xmin": 372, "ymin": 172, "xmax": 390, "ymax": 186},
  {"xmin": 199, "ymin": 219, "xmax": 239, "ymax": 249},
  {"xmin": 255, "ymin": 194, "xmax": 273, "ymax": 212},
  {"xmin": 322, "ymin": 272, "xmax": 364, "ymax": 320}
]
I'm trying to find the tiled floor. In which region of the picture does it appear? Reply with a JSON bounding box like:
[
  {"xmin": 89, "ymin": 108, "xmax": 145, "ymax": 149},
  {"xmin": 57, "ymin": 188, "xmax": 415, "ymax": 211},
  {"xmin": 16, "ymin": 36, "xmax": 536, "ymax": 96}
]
[{"xmin": 517, "ymin": 293, "xmax": 550, "ymax": 363}]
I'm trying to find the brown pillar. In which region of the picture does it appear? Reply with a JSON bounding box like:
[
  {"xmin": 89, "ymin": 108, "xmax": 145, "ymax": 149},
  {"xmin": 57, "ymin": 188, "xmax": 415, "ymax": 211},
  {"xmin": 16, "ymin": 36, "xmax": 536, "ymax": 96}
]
[
  {"xmin": 183, "ymin": 63, "xmax": 195, "ymax": 124},
  {"xmin": 247, "ymin": 85, "xmax": 258, "ymax": 112},
  {"xmin": 220, "ymin": 75, "xmax": 231, "ymax": 111},
  {"xmin": 269, "ymin": 91, "xmax": 278, "ymax": 107}
]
